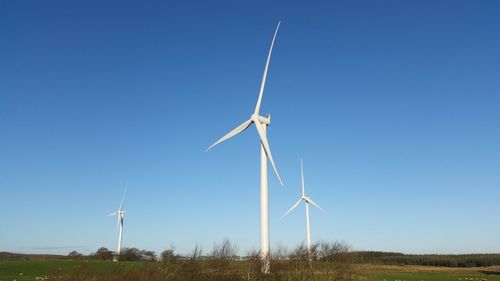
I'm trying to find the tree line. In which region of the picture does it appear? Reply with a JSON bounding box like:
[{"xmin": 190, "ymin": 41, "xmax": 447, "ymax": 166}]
[
  {"xmin": 60, "ymin": 240, "xmax": 356, "ymax": 281},
  {"xmin": 69, "ymin": 247, "xmax": 158, "ymax": 261},
  {"xmin": 67, "ymin": 245, "xmax": 500, "ymax": 268},
  {"xmin": 69, "ymin": 240, "xmax": 353, "ymax": 263},
  {"xmin": 347, "ymin": 251, "xmax": 500, "ymax": 267}
]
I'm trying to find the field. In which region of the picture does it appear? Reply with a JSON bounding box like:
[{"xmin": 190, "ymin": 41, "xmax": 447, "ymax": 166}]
[
  {"xmin": 357, "ymin": 265, "xmax": 500, "ymax": 281},
  {"xmin": 2, "ymin": 260, "xmax": 500, "ymax": 281},
  {"xmin": 0, "ymin": 260, "xmax": 141, "ymax": 281}
]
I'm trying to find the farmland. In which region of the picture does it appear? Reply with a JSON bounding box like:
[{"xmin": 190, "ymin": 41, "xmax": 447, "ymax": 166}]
[
  {"xmin": 357, "ymin": 265, "xmax": 500, "ymax": 281},
  {"xmin": 0, "ymin": 260, "xmax": 141, "ymax": 280},
  {"xmin": 1, "ymin": 259, "xmax": 500, "ymax": 281}
]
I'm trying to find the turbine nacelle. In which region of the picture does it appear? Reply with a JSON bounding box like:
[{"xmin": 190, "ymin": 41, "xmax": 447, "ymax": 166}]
[
  {"xmin": 207, "ymin": 114, "xmax": 282, "ymax": 185},
  {"xmin": 251, "ymin": 113, "xmax": 271, "ymax": 125},
  {"xmin": 109, "ymin": 210, "xmax": 126, "ymax": 215}
]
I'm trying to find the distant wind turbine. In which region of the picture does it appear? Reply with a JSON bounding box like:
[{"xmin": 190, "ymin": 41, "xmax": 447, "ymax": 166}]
[
  {"xmin": 281, "ymin": 159, "xmax": 326, "ymax": 255},
  {"xmin": 206, "ymin": 22, "xmax": 283, "ymax": 273},
  {"xmin": 108, "ymin": 188, "xmax": 126, "ymax": 258}
]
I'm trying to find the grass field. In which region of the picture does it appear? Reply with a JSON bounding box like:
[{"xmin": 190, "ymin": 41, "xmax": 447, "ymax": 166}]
[
  {"xmin": 0, "ymin": 260, "xmax": 142, "ymax": 281},
  {"xmin": 357, "ymin": 265, "xmax": 500, "ymax": 281},
  {"xmin": 1, "ymin": 260, "xmax": 500, "ymax": 281}
]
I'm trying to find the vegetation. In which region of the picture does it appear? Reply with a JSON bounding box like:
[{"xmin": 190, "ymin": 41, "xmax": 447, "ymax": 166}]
[
  {"xmin": 2, "ymin": 260, "xmax": 500, "ymax": 281},
  {"xmin": 1, "ymin": 242, "xmax": 500, "ymax": 281},
  {"xmin": 91, "ymin": 247, "xmax": 114, "ymax": 261},
  {"xmin": 67, "ymin": 250, "xmax": 83, "ymax": 259},
  {"xmin": 349, "ymin": 251, "xmax": 500, "ymax": 267},
  {"xmin": 118, "ymin": 247, "xmax": 157, "ymax": 261}
]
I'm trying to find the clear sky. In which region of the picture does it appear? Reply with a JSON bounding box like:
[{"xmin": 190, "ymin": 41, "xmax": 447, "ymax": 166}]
[{"xmin": 1, "ymin": 0, "xmax": 499, "ymax": 256}]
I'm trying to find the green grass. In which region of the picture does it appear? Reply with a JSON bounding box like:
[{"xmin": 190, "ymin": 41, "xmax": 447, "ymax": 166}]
[
  {"xmin": 0, "ymin": 260, "xmax": 143, "ymax": 281},
  {"xmin": 1, "ymin": 260, "xmax": 500, "ymax": 281}
]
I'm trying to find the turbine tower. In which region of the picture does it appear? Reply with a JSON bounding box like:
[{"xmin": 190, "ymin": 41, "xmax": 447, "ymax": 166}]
[
  {"xmin": 206, "ymin": 22, "xmax": 283, "ymax": 273},
  {"xmin": 281, "ymin": 159, "xmax": 326, "ymax": 255},
  {"xmin": 108, "ymin": 189, "xmax": 126, "ymax": 258}
]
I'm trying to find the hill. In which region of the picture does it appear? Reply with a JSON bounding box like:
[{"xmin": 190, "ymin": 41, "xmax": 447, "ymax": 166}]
[{"xmin": 0, "ymin": 252, "xmax": 68, "ymax": 260}]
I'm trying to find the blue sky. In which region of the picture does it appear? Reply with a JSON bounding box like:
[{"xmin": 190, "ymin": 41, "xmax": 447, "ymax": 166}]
[{"xmin": 1, "ymin": 0, "xmax": 499, "ymax": 255}]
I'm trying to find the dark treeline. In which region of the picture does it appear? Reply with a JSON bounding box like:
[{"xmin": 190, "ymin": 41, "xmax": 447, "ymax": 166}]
[
  {"xmin": 348, "ymin": 251, "xmax": 500, "ymax": 267},
  {"xmin": 82, "ymin": 247, "xmax": 157, "ymax": 261}
]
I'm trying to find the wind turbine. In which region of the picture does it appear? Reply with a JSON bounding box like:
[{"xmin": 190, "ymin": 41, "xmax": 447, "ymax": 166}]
[
  {"xmin": 206, "ymin": 22, "xmax": 283, "ymax": 273},
  {"xmin": 281, "ymin": 159, "xmax": 326, "ymax": 256},
  {"xmin": 108, "ymin": 189, "xmax": 126, "ymax": 258}
]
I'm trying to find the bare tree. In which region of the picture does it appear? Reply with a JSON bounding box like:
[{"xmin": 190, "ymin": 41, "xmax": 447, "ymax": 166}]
[
  {"xmin": 161, "ymin": 244, "xmax": 178, "ymax": 264},
  {"xmin": 176, "ymin": 244, "xmax": 203, "ymax": 281},
  {"xmin": 210, "ymin": 239, "xmax": 238, "ymax": 260},
  {"xmin": 271, "ymin": 242, "xmax": 289, "ymax": 260},
  {"xmin": 245, "ymin": 249, "xmax": 266, "ymax": 281},
  {"xmin": 316, "ymin": 241, "xmax": 355, "ymax": 281},
  {"xmin": 317, "ymin": 241, "xmax": 351, "ymax": 262}
]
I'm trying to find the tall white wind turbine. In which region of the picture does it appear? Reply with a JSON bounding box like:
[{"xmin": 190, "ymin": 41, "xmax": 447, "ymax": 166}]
[
  {"xmin": 206, "ymin": 22, "xmax": 283, "ymax": 273},
  {"xmin": 281, "ymin": 159, "xmax": 326, "ymax": 255},
  {"xmin": 108, "ymin": 189, "xmax": 126, "ymax": 258}
]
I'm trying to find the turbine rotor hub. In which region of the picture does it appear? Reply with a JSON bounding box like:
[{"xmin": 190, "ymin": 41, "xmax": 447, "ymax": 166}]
[{"xmin": 251, "ymin": 114, "xmax": 271, "ymax": 125}]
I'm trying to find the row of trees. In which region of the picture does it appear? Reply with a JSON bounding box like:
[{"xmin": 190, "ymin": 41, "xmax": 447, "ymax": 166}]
[
  {"xmin": 61, "ymin": 240, "xmax": 355, "ymax": 281},
  {"xmin": 69, "ymin": 247, "xmax": 157, "ymax": 261},
  {"xmin": 347, "ymin": 251, "xmax": 500, "ymax": 268},
  {"xmin": 68, "ymin": 240, "xmax": 352, "ymax": 263},
  {"xmin": 68, "ymin": 243, "xmax": 500, "ymax": 268},
  {"xmin": 378, "ymin": 254, "xmax": 500, "ymax": 267}
]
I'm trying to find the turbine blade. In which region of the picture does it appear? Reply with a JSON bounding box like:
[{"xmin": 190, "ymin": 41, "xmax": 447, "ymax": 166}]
[
  {"xmin": 254, "ymin": 21, "xmax": 281, "ymax": 115},
  {"xmin": 108, "ymin": 212, "xmax": 117, "ymax": 216},
  {"xmin": 307, "ymin": 197, "xmax": 327, "ymax": 214},
  {"xmin": 280, "ymin": 198, "xmax": 303, "ymax": 220},
  {"xmin": 119, "ymin": 187, "xmax": 127, "ymax": 212},
  {"xmin": 206, "ymin": 119, "xmax": 253, "ymax": 152},
  {"xmin": 301, "ymin": 158, "xmax": 305, "ymax": 196},
  {"xmin": 254, "ymin": 121, "xmax": 283, "ymax": 185}
]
